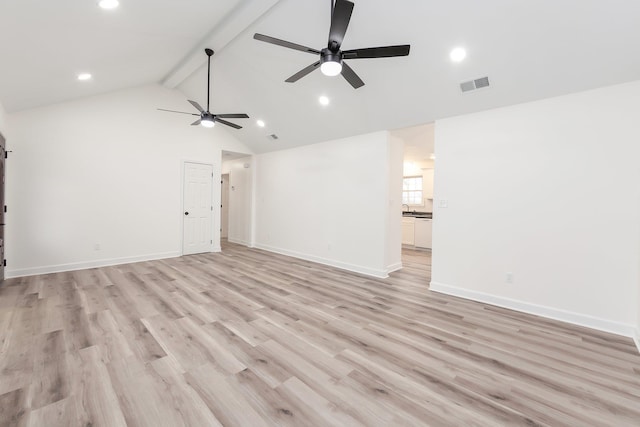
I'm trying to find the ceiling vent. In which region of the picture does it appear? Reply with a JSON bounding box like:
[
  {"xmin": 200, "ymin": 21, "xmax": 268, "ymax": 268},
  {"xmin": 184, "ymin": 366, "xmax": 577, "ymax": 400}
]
[
  {"xmin": 268, "ymin": 134, "xmax": 279, "ymax": 140},
  {"xmin": 460, "ymin": 76, "xmax": 490, "ymax": 93}
]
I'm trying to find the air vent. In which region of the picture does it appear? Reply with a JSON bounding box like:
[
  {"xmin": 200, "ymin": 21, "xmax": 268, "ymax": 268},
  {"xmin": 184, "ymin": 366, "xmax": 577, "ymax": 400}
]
[
  {"xmin": 460, "ymin": 76, "xmax": 490, "ymax": 93},
  {"xmin": 460, "ymin": 81, "xmax": 475, "ymax": 92},
  {"xmin": 268, "ymin": 134, "xmax": 279, "ymax": 140}
]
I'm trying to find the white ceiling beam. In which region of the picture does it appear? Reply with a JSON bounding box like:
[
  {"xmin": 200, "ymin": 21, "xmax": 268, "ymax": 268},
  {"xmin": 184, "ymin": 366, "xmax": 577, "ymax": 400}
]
[{"xmin": 162, "ymin": 0, "xmax": 281, "ymax": 89}]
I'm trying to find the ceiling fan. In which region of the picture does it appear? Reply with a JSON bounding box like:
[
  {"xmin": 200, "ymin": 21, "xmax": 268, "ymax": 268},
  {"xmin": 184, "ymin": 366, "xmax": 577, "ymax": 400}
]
[
  {"xmin": 158, "ymin": 48, "xmax": 249, "ymax": 129},
  {"xmin": 253, "ymin": 0, "xmax": 410, "ymax": 89}
]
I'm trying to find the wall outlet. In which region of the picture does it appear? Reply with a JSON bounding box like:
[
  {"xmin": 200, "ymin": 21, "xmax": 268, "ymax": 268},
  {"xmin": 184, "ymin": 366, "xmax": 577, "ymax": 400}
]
[
  {"xmin": 439, "ymin": 199, "xmax": 448, "ymax": 208},
  {"xmin": 505, "ymin": 272, "xmax": 513, "ymax": 284},
  {"xmin": 94, "ymin": 243, "xmax": 101, "ymax": 251}
]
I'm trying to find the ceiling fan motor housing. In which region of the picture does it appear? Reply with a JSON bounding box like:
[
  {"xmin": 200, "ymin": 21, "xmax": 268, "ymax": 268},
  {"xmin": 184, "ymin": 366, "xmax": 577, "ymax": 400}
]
[{"xmin": 321, "ymin": 48, "xmax": 343, "ymax": 66}]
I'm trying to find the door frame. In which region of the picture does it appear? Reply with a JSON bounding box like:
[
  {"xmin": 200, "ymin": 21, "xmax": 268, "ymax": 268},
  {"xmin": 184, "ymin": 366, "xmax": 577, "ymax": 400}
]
[
  {"xmin": 0, "ymin": 132, "xmax": 5, "ymax": 282},
  {"xmin": 181, "ymin": 160, "xmax": 217, "ymax": 255},
  {"xmin": 220, "ymin": 173, "xmax": 230, "ymax": 240}
]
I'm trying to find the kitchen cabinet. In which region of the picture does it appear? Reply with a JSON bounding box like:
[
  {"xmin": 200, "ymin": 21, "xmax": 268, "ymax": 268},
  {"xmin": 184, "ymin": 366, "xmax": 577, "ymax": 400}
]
[
  {"xmin": 402, "ymin": 216, "xmax": 415, "ymax": 245},
  {"xmin": 414, "ymin": 218, "xmax": 432, "ymax": 249}
]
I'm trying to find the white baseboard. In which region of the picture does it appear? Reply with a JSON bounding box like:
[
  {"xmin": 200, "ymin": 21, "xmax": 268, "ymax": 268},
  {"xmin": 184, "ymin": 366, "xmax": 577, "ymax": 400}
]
[
  {"xmin": 634, "ymin": 329, "xmax": 640, "ymax": 354},
  {"xmin": 254, "ymin": 243, "xmax": 389, "ymax": 278},
  {"xmin": 212, "ymin": 246, "xmax": 222, "ymax": 253},
  {"xmin": 228, "ymin": 237, "xmax": 249, "ymax": 246},
  {"xmin": 430, "ymin": 281, "xmax": 636, "ymax": 338},
  {"xmin": 387, "ymin": 262, "xmax": 403, "ymax": 274},
  {"xmin": 5, "ymin": 251, "xmax": 182, "ymax": 279}
]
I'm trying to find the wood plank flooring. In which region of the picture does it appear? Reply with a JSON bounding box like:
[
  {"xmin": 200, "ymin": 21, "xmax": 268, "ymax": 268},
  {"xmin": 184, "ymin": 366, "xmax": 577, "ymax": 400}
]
[{"xmin": 1, "ymin": 242, "xmax": 639, "ymax": 426}]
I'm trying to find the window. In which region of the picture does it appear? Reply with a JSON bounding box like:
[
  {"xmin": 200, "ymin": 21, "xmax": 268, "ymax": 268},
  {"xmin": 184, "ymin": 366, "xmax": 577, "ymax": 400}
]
[{"xmin": 403, "ymin": 176, "xmax": 423, "ymax": 205}]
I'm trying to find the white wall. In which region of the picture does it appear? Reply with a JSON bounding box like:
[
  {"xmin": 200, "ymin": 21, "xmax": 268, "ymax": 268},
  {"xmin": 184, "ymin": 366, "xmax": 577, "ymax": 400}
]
[
  {"xmin": 0, "ymin": 99, "xmax": 7, "ymax": 136},
  {"xmin": 386, "ymin": 135, "xmax": 404, "ymax": 272},
  {"xmin": 6, "ymin": 84, "xmax": 251, "ymax": 277},
  {"xmin": 637, "ymin": 220, "xmax": 640, "ymax": 351},
  {"xmin": 254, "ymin": 131, "xmax": 401, "ymax": 278},
  {"xmin": 432, "ymin": 80, "xmax": 640, "ymax": 337},
  {"xmin": 222, "ymin": 156, "xmax": 253, "ymax": 246}
]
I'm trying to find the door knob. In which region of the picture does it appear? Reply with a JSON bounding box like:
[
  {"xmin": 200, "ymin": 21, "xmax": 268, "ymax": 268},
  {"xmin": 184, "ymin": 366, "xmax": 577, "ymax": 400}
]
[{"xmin": 184, "ymin": 212, "xmax": 189, "ymax": 216}]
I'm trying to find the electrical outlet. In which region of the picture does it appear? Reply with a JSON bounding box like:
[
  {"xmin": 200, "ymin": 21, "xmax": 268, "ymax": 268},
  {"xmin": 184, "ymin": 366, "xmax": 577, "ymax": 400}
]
[
  {"xmin": 505, "ymin": 272, "xmax": 513, "ymax": 284},
  {"xmin": 439, "ymin": 199, "xmax": 448, "ymax": 208},
  {"xmin": 94, "ymin": 243, "xmax": 101, "ymax": 251}
]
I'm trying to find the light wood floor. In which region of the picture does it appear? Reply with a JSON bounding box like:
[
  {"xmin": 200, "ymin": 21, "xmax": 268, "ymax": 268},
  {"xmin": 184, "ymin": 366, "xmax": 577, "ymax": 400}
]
[{"xmin": 1, "ymin": 243, "xmax": 640, "ymax": 426}]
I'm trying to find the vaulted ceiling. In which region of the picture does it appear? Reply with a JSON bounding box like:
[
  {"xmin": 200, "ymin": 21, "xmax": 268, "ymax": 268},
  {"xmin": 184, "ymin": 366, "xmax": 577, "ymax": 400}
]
[
  {"xmin": 2, "ymin": 0, "xmax": 640, "ymax": 153},
  {"xmin": 0, "ymin": 0, "xmax": 246, "ymax": 110}
]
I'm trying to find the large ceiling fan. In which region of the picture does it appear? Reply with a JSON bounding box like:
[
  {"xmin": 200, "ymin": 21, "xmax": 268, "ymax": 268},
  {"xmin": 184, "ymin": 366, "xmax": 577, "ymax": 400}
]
[
  {"xmin": 254, "ymin": 0, "xmax": 410, "ymax": 89},
  {"xmin": 158, "ymin": 48, "xmax": 249, "ymax": 129}
]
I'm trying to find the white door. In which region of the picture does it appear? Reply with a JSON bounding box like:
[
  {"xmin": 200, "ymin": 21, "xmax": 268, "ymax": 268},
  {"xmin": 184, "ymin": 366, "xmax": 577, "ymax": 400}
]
[
  {"xmin": 183, "ymin": 162, "xmax": 213, "ymax": 255},
  {"xmin": 220, "ymin": 174, "xmax": 229, "ymax": 239}
]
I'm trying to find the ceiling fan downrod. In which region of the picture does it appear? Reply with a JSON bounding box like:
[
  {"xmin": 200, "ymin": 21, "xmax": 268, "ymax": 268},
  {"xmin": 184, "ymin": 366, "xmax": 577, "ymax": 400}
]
[{"xmin": 205, "ymin": 48, "xmax": 214, "ymax": 113}]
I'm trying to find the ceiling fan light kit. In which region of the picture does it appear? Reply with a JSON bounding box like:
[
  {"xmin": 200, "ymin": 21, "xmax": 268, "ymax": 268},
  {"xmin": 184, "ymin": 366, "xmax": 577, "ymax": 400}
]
[
  {"xmin": 200, "ymin": 114, "xmax": 215, "ymax": 128},
  {"xmin": 254, "ymin": 0, "xmax": 410, "ymax": 89},
  {"xmin": 320, "ymin": 49, "xmax": 343, "ymax": 76},
  {"xmin": 157, "ymin": 48, "xmax": 249, "ymax": 130}
]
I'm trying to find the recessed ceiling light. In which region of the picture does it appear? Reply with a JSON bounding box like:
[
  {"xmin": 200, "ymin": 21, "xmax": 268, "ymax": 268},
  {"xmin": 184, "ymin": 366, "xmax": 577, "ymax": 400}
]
[
  {"xmin": 98, "ymin": 0, "xmax": 119, "ymax": 9},
  {"xmin": 450, "ymin": 47, "xmax": 466, "ymax": 62},
  {"xmin": 77, "ymin": 73, "xmax": 92, "ymax": 81},
  {"xmin": 256, "ymin": 120, "xmax": 265, "ymax": 128},
  {"xmin": 319, "ymin": 95, "xmax": 330, "ymax": 106}
]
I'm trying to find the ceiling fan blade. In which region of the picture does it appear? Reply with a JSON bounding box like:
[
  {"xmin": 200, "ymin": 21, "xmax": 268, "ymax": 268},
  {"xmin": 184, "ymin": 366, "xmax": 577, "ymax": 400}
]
[
  {"xmin": 253, "ymin": 33, "xmax": 320, "ymax": 55},
  {"xmin": 188, "ymin": 100, "xmax": 205, "ymax": 112},
  {"xmin": 285, "ymin": 61, "xmax": 321, "ymax": 83},
  {"xmin": 328, "ymin": 0, "xmax": 354, "ymax": 49},
  {"xmin": 215, "ymin": 118, "xmax": 242, "ymax": 129},
  {"xmin": 214, "ymin": 113, "xmax": 249, "ymax": 119},
  {"xmin": 343, "ymin": 45, "xmax": 411, "ymax": 59},
  {"xmin": 191, "ymin": 119, "xmax": 201, "ymax": 126},
  {"xmin": 158, "ymin": 108, "xmax": 199, "ymax": 116},
  {"xmin": 341, "ymin": 61, "xmax": 364, "ymax": 89}
]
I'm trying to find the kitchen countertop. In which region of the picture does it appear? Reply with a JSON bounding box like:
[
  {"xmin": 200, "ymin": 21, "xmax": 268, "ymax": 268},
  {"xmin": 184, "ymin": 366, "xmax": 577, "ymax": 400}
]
[{"xmin": 402, "ymin": 211, "xmax": 432, "ymax": 219}]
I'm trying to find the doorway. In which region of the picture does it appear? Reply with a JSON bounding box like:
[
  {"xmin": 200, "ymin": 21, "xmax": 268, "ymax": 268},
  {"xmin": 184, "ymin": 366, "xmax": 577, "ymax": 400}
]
[
  {"xmin": 391, "ymin": 123, "xmax": 435, "ymax": 275},
  {"xmin": 182, "ymin": 161, "xmax": 213, "ymax": 255},
  {"xmin": 221, "ymin": 174, "xmax": 229, "ymax": 239},
  {"xmin": 221, "ymin": 150, "xmax": 253, "ymax": 248}
]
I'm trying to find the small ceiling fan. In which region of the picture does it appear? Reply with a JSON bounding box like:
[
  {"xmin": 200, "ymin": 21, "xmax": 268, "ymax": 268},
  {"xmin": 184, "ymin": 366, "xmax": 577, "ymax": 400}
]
[
  {"xmin": 254, "ymin": 0, "xmax": 410, "ymax": 89},
  {"xmin": 158, "ymin": 48, "xmax": 249, "ymax": 129}
]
